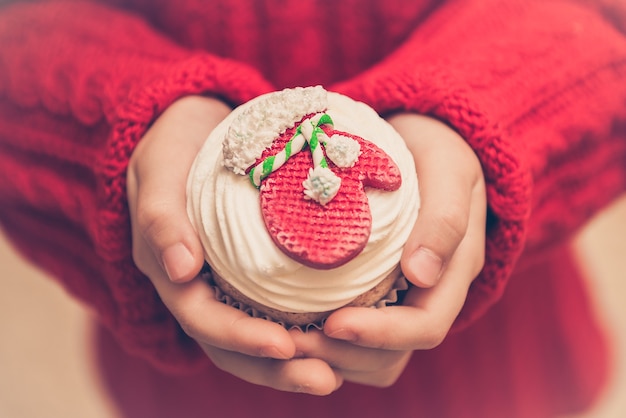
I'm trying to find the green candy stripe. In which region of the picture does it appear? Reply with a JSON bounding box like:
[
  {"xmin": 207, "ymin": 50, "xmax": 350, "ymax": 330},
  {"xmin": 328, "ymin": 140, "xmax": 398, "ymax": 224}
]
[
  {"xmin": 248, "ymin": 113, "xmax": 334, "ymax": 187},
  {"xmin": 262, "ymin": 156, "xmax": 275, "ymax": 177},
  {"xmin": 309, "ymin": 126, "xmax": 329, "ymax": 169},
  {"xmin": 285, "ymin": 140, "xmax": 292, "ymax": 159},
  {"xmin": 317, "ymin": 113, "xmax": 333, "ymax": 127}
]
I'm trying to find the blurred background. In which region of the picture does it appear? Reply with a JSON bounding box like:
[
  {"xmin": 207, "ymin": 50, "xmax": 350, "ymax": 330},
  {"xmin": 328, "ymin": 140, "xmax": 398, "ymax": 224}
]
[{"xmin": 0, "ymin": 195, "xmax": 625, "ymax": 418}]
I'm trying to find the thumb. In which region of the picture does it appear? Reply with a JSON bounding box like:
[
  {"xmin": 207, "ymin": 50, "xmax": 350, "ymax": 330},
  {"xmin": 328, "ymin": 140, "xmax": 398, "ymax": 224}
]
[
  {"xmin": 389, "ymin": 113, "xmax": 477, "ymax": 288},
  {"xmin": 400, "ymin": 187, "xmax": 470, "ymax": 288},
  {"xmin": 134, "ymin": 175, "xmax": 205, "ymax": 283},
  {"xmin": 129, "ymin": 96, "xmax": 230, "ymax": 283}
]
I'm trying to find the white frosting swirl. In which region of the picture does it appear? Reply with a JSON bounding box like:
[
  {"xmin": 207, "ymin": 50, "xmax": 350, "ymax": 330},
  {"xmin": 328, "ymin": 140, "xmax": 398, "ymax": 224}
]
[{"xmin": 187, "ymin": 90, "xmax": 419, "ymax": 313}]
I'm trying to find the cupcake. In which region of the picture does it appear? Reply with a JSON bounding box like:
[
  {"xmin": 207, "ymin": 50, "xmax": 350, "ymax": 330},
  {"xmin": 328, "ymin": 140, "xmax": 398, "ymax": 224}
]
[{"xmin": 187, "ymin": 86, "xmax": 419, "ymax": 327}]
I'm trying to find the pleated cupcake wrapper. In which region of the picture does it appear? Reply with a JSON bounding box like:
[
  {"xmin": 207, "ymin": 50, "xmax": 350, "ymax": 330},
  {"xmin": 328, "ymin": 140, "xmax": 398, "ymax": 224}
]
[{"xmin": 200, "ymin": 270, "xmax": 409, "ymax": 331}]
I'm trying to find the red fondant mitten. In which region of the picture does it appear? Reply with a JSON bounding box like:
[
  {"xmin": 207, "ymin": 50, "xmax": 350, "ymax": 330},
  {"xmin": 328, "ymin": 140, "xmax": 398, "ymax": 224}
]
[{"xmin": 257, "ymin": 123, "xmax": 401, "ymax": 269}]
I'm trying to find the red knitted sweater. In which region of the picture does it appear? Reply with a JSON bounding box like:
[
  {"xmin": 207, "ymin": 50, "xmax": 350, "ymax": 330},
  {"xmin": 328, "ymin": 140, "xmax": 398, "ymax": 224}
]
[{"xmin": 1, "ymin": 1, "xmax": 625, "ymax": 417}]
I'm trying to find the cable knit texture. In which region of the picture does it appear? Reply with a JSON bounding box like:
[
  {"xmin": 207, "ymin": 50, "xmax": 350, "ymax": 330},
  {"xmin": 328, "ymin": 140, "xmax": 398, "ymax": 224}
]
[{"xmin": 1, "ymin": 0, "xmax": 626, "ymax": 416}]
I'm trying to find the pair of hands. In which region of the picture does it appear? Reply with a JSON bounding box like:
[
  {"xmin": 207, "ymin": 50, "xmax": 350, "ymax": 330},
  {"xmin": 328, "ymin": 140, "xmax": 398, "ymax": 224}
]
[{"xmin": 127, "ymin": 95, "xmax": 486, "ymax": 395}]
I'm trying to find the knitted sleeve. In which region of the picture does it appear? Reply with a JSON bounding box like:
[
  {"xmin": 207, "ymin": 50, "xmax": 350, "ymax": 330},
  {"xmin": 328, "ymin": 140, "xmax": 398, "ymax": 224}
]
[
  {"xmin": 332, "ymin": 0, "xmax": 626, "ymax": 329},
  {"xmin": 0, "ymin": 1, "xmax": 273, "ymax": 372}
]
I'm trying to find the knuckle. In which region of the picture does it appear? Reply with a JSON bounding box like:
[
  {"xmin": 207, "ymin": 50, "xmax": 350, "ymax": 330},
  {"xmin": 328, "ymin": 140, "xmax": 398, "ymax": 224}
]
[
  {"xmin": 420, "ymin": 326, "xmax": 448, "ymax": 350},
  {"xmin": 434, "ymin": 206, "xmax": 468, "ymax": 245},
  {"xmin": 472, "ymin": 247, "xmax": 486, "ymax": 277},
  {"xmin": 174, "ymin": 310, "xmax": 201, "ymax": 340},
  {"xmin": 376, "ymin": 353, "xmax": 405, "ymax": 371},
  {"xmin": 130, "ymin": 245, "xmax": 148, "ymax": 274},
  {"xmin": 178, "ymin": 320, "xmax": 194, "ymax": 339},
  {"xmin": 129, "ymin": 235, "xmax": 156, "ymax": 277},
  {"xmin": 136, "ymin": 199, "xmax": 166, "ymax": 229},
  {"xmin": 136, "ymin": 200, "xmax": 172, "ymax": 242},
  {"xmin": 466, "ymin": 229, "xmax": 486, "ymax": 280},
  {"xmin": 203, "ymin": 349, "xmax": 232, "ymax": 374},
  {"xmin": 180, "ymin": 321, "xmax": 202, "ymax": 342},
  {"xmin": 375, "ymin": 371, "xmax": 403, "ymax": 388},
  {"xmin": 369, "ymin": 356, "xmax": 411, "ymax": 388}
]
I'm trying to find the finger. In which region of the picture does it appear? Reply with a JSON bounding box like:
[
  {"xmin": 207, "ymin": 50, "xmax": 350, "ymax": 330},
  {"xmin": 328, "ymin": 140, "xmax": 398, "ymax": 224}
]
[
  {"xmin": 338, "ymin": 352, "xmax": 411, "ymax": 388},
  {"xmin": 151, "ymin": 272, "xmax": 297, "ymax": 360},
  {"xmin": 290, "ymin": 329, "xmax": 408, "ymax": 373},
  {"xmin": 205, "ymin": 346, "xmax": 343, "ymax": 395},
  {"xmin": 130, "ymin": 96, "xmax": 230, "ymax": 282},
  {"xmin": 389, "ymin": 113, "xmax": 481, "ymax": 288},
  {"xmin": 131, "ymin": 166, "xmax": 204, "ymax": 282},
  {"xmin": 323, "ymin": 285, "xmax": 463, "ymax": 351}
]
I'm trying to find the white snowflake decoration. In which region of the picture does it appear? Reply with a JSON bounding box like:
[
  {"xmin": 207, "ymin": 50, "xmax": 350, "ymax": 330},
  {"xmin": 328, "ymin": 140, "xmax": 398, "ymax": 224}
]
[{"xmin": 302, "ymin": 166, "xmax": 342, "ymax": 206}]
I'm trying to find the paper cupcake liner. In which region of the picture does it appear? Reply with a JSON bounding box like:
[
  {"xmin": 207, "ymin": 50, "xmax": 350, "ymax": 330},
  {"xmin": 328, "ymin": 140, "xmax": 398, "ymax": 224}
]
[{"xmin": 200, "ymin": 268, "xmax": 409, "ymax": 331}]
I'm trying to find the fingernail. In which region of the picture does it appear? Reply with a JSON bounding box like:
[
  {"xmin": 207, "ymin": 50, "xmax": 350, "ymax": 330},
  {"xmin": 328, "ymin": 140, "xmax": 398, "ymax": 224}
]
[
  {"xmin": 410, "ymin": 247, "xmax": 443, "ymax": 287},
  {"xmin": 162, "ymin": 243, "xmax": 195, "ymax": 282},
  {"xmin": 326, "ymin": 328, "xmax": 357, "ymax": 342}
]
